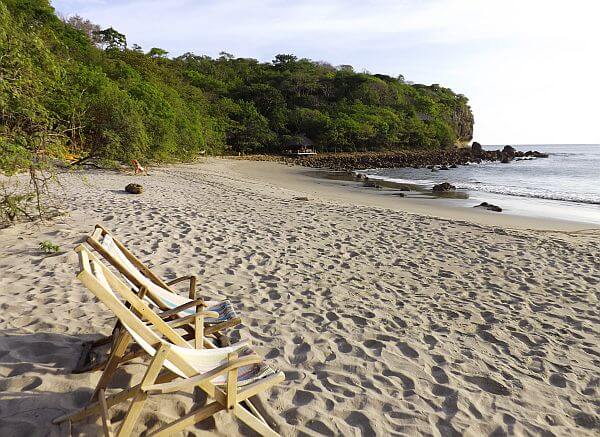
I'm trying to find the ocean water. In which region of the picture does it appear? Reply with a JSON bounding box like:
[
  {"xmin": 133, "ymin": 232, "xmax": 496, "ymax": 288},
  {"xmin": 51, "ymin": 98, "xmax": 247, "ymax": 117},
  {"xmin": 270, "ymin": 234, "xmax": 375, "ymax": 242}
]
[{"xmin": 362, "ymin": 144, "xmax": 600, "ymax": 224}]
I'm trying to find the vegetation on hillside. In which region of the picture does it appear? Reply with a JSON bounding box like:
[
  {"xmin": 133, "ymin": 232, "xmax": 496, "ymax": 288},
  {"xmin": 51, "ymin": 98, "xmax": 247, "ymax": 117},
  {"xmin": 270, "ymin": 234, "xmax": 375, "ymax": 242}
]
[{"xmin": 0, "ymin": 0, "xmax": 473, "ymax": 223}]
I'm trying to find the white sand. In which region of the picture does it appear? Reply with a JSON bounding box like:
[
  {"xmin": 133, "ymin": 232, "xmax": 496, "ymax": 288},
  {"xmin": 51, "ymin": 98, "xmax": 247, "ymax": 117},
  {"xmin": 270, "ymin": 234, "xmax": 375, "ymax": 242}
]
[{"xmin": 0, "ymin": 159, "xmax": 599, "ymax": 436}]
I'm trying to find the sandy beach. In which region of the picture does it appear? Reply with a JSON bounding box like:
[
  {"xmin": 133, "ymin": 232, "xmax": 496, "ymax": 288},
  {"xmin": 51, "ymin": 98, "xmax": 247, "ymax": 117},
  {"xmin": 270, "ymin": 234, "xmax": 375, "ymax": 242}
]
[{"xmin": 0, "ymin": 158, "xmax": 599, "ymax": 436}]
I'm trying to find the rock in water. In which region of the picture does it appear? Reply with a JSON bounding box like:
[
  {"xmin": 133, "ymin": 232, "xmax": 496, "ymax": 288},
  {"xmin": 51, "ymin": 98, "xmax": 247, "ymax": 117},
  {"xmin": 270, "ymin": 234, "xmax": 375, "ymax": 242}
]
[
  {"xmin": 432, "ymin": 182, "xmax": 456, "ymax": 192},
  {"xmin": 502, "ymin": 145, "xmax": 516, "ymax": 157},
  {"xmin": 125, "ymin": 183, "xmax": 143, "ymax": 194},
  {"xmin": 471, "ymin": 142, "xmax": 483, "ymax": 157},
  {"xmin": 474, "ymin": 202, "xmax": 502, "ymax": 212}
]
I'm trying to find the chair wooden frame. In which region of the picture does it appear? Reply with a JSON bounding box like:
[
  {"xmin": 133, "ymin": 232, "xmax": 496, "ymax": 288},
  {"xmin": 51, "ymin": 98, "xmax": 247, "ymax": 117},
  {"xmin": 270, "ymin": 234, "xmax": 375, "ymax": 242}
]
[
  {"xmin": 75, "ymin": 225, "xmax": 242, "ymax": 373},
  {"xmin": 55, "ymin": 245, "xmax": 284, "ymax": 436}
]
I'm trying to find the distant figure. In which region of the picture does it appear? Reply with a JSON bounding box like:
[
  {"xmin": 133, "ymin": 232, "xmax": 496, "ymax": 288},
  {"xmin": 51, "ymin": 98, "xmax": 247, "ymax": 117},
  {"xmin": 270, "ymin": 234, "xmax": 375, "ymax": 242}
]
[{"xmin": 131, "ymin": 159, "xmax": 148, "ymax": 175}]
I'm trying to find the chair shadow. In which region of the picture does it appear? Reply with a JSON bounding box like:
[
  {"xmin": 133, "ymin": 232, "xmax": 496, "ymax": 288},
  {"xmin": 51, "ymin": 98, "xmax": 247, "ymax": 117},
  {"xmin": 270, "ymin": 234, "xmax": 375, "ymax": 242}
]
[{"xmin": 0, "ymin": 330, "xmax": 103, "ymax": 436}]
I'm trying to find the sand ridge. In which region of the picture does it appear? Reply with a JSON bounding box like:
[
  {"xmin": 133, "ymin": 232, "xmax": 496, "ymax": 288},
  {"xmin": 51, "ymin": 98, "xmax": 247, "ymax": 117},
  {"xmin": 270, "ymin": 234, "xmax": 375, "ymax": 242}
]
[{"xmin": 0, "ymin": 160, "xmax": 598, "ymax": 435}]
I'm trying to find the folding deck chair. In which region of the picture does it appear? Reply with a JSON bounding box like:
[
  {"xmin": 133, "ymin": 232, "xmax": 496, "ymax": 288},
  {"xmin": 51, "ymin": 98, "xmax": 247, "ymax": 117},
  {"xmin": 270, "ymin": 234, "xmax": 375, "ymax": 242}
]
[
  {"xmin": 75, "ymin": 225, "xmax": 243, "ymax": 373},
  {"xmin": 55, "ymin": 245, "xmax": 284, "ymax": 436}
]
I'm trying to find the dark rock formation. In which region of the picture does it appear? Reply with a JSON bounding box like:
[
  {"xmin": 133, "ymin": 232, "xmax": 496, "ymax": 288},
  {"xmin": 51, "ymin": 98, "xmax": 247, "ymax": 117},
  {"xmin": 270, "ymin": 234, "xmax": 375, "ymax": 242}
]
[
  {"xmin": 474, "ymin": 202, "xmax": 502, "ymax": 212},
  {"xmin": 432, "ymin": 182, "xmax": 456, "ymax": 192},
  {"xmin": 471, "ymin": 142, "xmax": 483, "ymax": 157},
  {"xmin": 240, "ymin": 143, "xmax": 549, "ymax": 171},
  {"xmin": 451, "ymin": 104, "xmax": 474, "ymax": 144},
  {"xmin": 125, "ymin": 183, "xmax": 143, "ymax": 194},
  {"xmin": 502, "ymin": 145, "xmax": 516, "ymax": 156}
]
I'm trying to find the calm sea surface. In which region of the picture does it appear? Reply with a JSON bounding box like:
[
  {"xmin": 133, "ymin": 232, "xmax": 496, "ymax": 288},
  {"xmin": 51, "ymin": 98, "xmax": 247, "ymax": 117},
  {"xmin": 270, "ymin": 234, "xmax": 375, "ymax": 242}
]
[{"xmin": 362, "ymin": 144, "xmax": 600, "ymax": 225}]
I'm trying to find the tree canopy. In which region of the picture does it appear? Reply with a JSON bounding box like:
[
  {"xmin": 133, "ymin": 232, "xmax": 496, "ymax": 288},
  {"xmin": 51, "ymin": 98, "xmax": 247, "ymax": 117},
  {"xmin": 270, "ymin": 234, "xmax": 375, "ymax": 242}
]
[{"xmin": 0, "ymin": 0, "xmax": 474, "ymax": 167}]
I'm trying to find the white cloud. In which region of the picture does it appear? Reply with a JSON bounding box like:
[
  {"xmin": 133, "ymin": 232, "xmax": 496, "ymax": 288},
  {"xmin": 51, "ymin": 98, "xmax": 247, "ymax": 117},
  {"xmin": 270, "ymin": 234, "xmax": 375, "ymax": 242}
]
[{"xmin": 52, "ymin": 0, "xmax": 600, "ymax": 144}]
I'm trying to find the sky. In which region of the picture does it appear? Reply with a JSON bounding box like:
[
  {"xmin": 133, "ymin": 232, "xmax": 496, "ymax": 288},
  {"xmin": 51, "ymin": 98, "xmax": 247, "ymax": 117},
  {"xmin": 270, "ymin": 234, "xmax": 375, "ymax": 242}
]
[{"xmin": 52, "ymin": 0, "xmax": 600, "ymax": 145}]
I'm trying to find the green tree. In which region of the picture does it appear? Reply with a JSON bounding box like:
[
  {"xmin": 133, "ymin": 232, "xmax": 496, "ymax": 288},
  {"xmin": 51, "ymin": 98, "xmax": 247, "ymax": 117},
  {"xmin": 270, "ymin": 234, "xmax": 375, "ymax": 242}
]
[
  {"xmin": 94, "ymin": 27, "xmax": 127, "ymax": 50},
  {"xmin": 148, "ymin": 47, "xmax": 168, "ymax": 58}
]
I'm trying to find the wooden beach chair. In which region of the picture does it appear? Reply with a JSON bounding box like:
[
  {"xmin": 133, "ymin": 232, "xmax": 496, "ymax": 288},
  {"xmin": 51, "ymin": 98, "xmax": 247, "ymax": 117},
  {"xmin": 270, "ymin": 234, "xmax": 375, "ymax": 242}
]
[
  {"xmin": 55, "ymin": 245, "xmax": 284, "ymax": 436},
  {"xmin": 75, "ymin": 225, "xmax": 242, "ymax": 373}
]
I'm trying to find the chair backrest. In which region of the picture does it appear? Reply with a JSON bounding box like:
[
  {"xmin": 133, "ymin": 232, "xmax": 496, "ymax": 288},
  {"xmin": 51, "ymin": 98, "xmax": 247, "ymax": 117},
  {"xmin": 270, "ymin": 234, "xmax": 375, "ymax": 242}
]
[
  {"xmin": 75, "ymin": 245, "xmax": 241, "ymax": 378},
  {"xmin": 87, "ymin": 226, "xmax": 191, "ymax": 311}
]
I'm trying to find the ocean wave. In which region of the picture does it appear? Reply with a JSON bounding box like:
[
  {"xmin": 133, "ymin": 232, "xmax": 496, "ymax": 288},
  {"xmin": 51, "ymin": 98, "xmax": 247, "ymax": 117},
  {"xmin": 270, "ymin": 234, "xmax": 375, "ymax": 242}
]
[
  {"xmin": 454, "ymin": 183, "xmax": 600, "ymax": 205},
  {"xmin": 362, "ymin": 174, "xmax": 435, "ymax": 185}
]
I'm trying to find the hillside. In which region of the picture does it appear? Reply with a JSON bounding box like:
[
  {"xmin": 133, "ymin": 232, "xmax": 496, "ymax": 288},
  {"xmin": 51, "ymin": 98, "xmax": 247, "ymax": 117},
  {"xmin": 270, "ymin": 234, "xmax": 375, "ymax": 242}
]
[{"xmin": 0, "ymin": 0, "xmax": 473, "ymax": 167}]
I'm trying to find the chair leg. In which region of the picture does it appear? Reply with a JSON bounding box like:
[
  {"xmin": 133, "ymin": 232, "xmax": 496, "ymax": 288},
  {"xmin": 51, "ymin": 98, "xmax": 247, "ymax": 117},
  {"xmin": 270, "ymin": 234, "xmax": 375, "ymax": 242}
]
[
  {"xmin": 244, "ymin": 398, "xmax": 268, "ymax": 425},
  {"xmin": 116, "ymin": 345, "xmax": 170, "ymax": 436},
  {"xmin": 98, "ymin": 389, "xmax": 114, "ymax": 437},
  {"xmin": 91, "ymin": 329, "xmax": 131, "ymax": 401},
  {"xmin": 234, "ymin": 403, "xmax": 280, "ymax": 437}
]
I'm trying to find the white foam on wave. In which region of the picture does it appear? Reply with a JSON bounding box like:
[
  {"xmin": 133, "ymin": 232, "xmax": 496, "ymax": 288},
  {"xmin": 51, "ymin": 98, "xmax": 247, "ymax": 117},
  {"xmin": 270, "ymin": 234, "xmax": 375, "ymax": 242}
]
[
  {"xmin": 454, "ymin": 183, "xmax": 600, "ymax": 205},
  {"xmin": 362, "ymin": 174, "xmax": 435, "ymax": 186}
]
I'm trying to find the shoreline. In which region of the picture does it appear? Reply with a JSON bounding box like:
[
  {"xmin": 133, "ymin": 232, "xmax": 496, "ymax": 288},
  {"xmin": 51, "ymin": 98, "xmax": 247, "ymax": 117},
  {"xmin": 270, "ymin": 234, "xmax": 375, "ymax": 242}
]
[{"xmin": 228, "ymin": 159, "xmax": 599, "ymax": 231}]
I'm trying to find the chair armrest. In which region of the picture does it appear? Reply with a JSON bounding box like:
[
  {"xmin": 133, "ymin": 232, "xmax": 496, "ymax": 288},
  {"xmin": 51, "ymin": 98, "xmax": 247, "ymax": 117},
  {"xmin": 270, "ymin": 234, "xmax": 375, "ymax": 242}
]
[
  {"xmin": 165, "ymin": 311, "xmax": 220, "ymax": 328},
  {"xmin": 166, "ymin": 275, "xmax": 195, "ymax": 286},
  {"xmin": 144, "ymin": 354, "xmax": 262, "ymax": 394},
  {"xmin": 166, "ymin": 275, "xmax": 197, "ymax": 299},
  {"xmin": 158, "ymin": 298, "xmax": 208, "ymax": 319}
]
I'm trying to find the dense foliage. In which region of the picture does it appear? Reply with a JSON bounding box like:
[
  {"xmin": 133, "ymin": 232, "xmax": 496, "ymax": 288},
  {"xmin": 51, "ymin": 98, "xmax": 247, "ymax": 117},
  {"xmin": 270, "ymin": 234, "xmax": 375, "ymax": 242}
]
[{"xmin": 0, "ymin": 0, "xmax": 473, "ymax": 169}]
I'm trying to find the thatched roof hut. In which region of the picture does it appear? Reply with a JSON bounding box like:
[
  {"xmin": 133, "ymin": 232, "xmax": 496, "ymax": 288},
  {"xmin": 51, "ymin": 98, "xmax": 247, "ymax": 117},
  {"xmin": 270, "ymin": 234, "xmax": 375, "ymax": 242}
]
[{"xmin": 284, "ymin": 134, "xmax": 316, "ymax": 155}]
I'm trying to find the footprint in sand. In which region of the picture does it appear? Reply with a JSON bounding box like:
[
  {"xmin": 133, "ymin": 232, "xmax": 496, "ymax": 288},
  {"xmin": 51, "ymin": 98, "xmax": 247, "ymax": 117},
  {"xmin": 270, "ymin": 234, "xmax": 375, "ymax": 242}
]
[{"xmin": 463, "ymin": 375, "xmax": 511, "ymax": 396}]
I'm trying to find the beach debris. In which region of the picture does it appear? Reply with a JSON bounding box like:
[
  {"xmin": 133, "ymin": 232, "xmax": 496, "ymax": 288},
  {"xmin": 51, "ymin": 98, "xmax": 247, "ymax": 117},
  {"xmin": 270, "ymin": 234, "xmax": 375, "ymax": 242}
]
[
  {"xmin": 393, "ymin": 192, "xmax": 405, "ymax": 197},
  {"xmin": 294, "ymin": 196, "xmax": 309, "ymax": 201},
  {"xmin": 432, "ymin": 182, "xmax": 456, "ymax": 192},
  {"xmin": 474, "ymin": 202, "xmax": 502, "ymax": 212},
  {"xmin": 125, "ymin": 183, "xmax": 143, "ymax": 194}
]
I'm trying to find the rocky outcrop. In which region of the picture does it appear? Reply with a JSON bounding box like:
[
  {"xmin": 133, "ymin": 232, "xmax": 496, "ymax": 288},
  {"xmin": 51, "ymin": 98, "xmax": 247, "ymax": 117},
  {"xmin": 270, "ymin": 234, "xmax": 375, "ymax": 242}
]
[
  {"xmin": 238, "ymin": 143, "xmax": 549, "ymax": 171},
  {"xmin": 450, "ymin": 104, "xmax": 474, "ymax": 144},
  {"xmin": 432, "ymin": 182, "xmax": 456, "ymax": 192}
]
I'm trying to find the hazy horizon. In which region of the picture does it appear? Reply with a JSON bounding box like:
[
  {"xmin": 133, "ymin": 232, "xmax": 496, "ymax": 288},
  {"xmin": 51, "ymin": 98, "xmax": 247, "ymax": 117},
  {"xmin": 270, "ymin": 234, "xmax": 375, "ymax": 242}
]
[{"xmin": 52, "ymin": 0, "xmax": 600, "ymax": 145}]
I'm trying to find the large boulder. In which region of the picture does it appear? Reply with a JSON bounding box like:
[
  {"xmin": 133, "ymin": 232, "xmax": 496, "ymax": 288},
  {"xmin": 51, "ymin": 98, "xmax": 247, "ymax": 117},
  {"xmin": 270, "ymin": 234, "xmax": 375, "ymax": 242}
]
[
  {"xmin": 432, "ymin": 182, "xmax": 456, "ymax": 192},
  {"xmin": 471, "ymin": 142, "xmax": 483, "ymax": 157},
  {"xmin": 125, "ymin": 183, "xmax": 143, "ymax": 194},
  {"xmin": 502, "ymin": 145, "xmax": 516, "ymax": 156}
]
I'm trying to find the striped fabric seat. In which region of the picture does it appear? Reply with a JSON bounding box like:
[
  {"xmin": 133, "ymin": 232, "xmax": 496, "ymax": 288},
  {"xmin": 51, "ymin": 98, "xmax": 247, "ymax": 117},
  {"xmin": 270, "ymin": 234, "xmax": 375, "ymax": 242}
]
[
  {"xmin": 234, "ymin": 346, "xmax": 278, "ymax": 387},
  {"xmin": 148, "ymin": 296, "xmax": 238, "ymax": 326}
]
